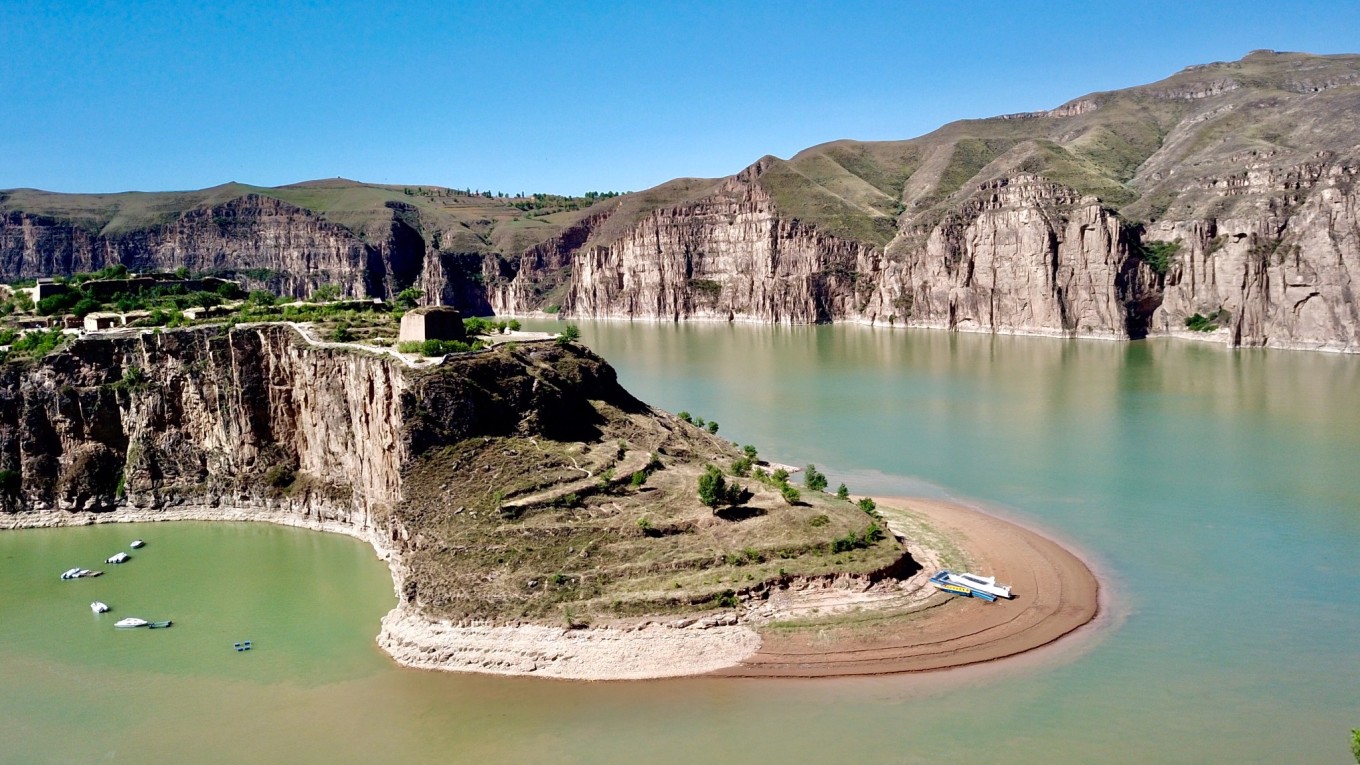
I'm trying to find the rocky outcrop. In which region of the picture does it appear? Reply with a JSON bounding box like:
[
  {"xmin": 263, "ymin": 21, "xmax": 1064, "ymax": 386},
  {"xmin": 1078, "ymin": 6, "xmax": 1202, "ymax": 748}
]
[
  {"xmin": 0, "ymin": 326, "xmax": 626, "ymax": 527},
  {"xmin": 559, "ymin": 171, "xmax": 881, "ymax": 324}
]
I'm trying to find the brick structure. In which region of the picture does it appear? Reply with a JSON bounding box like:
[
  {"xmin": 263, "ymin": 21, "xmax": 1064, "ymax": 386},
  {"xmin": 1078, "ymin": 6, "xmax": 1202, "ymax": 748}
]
[{"xmin": 398, "ymin": 306, "xmax": 465, "ymax": 343}]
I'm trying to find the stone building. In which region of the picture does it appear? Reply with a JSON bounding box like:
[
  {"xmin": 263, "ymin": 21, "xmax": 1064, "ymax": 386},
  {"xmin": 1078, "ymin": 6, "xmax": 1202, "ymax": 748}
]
[{"xmin": 398, "ymin": 306, "xmax": 465, "ymax": 343}]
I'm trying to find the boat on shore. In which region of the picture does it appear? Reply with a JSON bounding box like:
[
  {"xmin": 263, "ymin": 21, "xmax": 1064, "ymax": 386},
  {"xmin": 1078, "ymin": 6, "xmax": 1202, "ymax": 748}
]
[
  {"xmin": 90, "ymin": 601, "xmax": 110, "ymax": 614},
  {"xmin": 114, "ymin": 617, "xmax": 148, "ymax": 628},
  {"xmin": 929, "ymin": 570, "xmax": 1013, "ymax": 601},
  {"xmin": 106, "ymin": 552, "xmax": 130, "ymax": 564},
  {"xmin": 61, "ymin": 568, "xmax": 102, "ymax": 580}
]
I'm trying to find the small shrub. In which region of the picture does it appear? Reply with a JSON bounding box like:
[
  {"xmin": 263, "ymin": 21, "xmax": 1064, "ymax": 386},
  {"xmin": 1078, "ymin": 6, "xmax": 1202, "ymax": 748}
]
[
  {"xmin": 772, "ymin": 468, "xmax": 790, "ymax": 484},
  {"xmin": 557, "ymin": 323, "xmax": 581, "ymax": 345},
  {"xmin": 730, "ymin": 456, "xmax": 752, "ymax": 477},
  {"xmin": 804, "ymin": 464, "xmax": 828, "ymax": 492},
  {"xmin": 808, "ymin": 514, "xmax": 830, "ymax": 528},
  {"xmin": 858, "ymin": 497, "xmax": 878, "ymax": 516},
  {"xmin": 780, "ymin": 483, "xmax": 801, "ymax": 505},
  {"xmin": 630, "ymin": 470, "xmax": 648, "ymax": 488},
  {"xmin": 742, "ymin": 444, "xmax": 758, "ymax": 460},
  {"xmin": 543, "ymin": 304, "xmax": 561, "ymax": 314},
  {"xmin": 1139, "ymin": 239, "xmax": 1181, "ymax": 275},
  {"xmin": 329, "ymin": 323, "xmax": 354, "ymax": 342},
  {"xmin": 836, "ymin": 483, "xmax": 850, "ymax": 501},
  {"xmin": 715, "ymin": 589, "xmax": 739, "ymax": 608},
  {"xmin": 645, "ymin": 452, "xmax": 662, "ymax": 472},
  {"xmin": 636, "ymin": 517, "xmax": 654, "ymax": 534},
  {"xmin": 706, "ymin": 420, "xmax": 719, "ymax": 434},
  {"xmin": 264, "ymin": 464, "xmax": 296, "ymax": 489},
  {"xmin": 677, "ymin": 411, "xmax": 692, "ymax": 423}
]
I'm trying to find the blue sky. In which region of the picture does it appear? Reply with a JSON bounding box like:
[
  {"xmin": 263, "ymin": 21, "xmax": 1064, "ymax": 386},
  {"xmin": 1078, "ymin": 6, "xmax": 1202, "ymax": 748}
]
[{"xmin": 3, "ymin": 0, "xmax": 1357, "ymax": 195}]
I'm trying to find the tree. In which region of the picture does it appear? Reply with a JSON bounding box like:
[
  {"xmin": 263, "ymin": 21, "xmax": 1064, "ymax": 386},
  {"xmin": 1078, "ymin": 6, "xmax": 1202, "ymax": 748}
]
[
  {"xmin": 742, "ymin": 444, "xmax": 758, "ymax": 460},
  {"xmin": 780, "ymin": 483, "xmax": 801, "ymax": 505},
  {"xmin": 858, "ymin": 497, "xmax": 877, "ymax": 516},
  {"xmin": 772, "ymin": 467, "xmax": 790, "ymax": 484},
  {"xmin": 699, "ymin": 463, "xmax": 747, "ymax": 511},
  {"xmin": 394, "ymin": 287, "xmax": 421, "ymax": 311},
  {"xmin": 707, "ymin": 420, "xmax": 719, "ymax": 434},
  {"xmin": 1352, "ymin": 729, "xmax": 1360, "ymax": 764},
  {"xmin": 836, "ymin": 483, "xmax": 850, "ymax": 501},
  {"xmin": 804, "ymin": 464, "xmax": 828, "ymax": 492},
  {"xmin": 311, "ymin": 284, "xmax": 341, "ymax": 303},
  {"xmin": 677, "ymin": 411, "xmax": 692, "ymax": 423},
  {"xmin": 697, "ymin": 464, "xmax": 728, "ymax": 510}
]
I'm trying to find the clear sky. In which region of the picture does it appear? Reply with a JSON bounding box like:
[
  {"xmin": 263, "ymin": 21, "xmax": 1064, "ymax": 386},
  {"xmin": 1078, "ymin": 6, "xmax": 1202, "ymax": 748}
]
[{"xmin": 3, "ymin": 0, "xmax": 1357, "ymax": 195}]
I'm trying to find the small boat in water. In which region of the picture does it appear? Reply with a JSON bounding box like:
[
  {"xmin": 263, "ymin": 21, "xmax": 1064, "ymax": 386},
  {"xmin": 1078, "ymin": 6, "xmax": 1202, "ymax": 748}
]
[
  {"xmin": 61, "ymin": 568, "xmax": 102, "ymax": 580},
  {"xmin": 106, "ymin": 552, "xmax": 131, "ymax": 564},
  {"xmin": 90, "ymin": 601, "xmax": 110, "ymax": 614},
  {"xmin": 130, "ymin": 539, "xmax": 145, "ymax": 549},
  {"xmin": 114, "ymin": 617, "xmax": 149, "ymax": 628},
  {"xmin": 147, "ymin": 620, "xmax": 173, "ymax": 629}
]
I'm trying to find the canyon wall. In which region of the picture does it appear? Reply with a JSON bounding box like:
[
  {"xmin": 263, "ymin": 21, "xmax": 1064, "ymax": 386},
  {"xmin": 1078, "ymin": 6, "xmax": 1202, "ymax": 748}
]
[
  {"xmin": 0, "ymin": 326, "xmax": 627, "ymax": 530},
  {"xmin": 0, "ymin": 195, "xmax": 424, "ymax": 300}
]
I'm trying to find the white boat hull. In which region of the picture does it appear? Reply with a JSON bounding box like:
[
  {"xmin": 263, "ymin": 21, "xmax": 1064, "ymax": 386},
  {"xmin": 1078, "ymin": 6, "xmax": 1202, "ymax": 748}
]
[{"xmin": 91, "ymin": 601, "xmax": 110, "ymax": 614}]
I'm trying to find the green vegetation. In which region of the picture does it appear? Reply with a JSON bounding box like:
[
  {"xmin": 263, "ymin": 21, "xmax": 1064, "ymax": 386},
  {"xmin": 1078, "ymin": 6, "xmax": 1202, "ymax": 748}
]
[
  {"xmin": 836, "ymin": 483, "xmax": 850, "ymax": 500},
  {"xmin": 557, "ymin": 323, "xmax": 581, "ymax": 345},
  {"xmin": 698, "ymin": 464, "xmax": 748, "ymax": 510},
  {"xmin": 1350, "ymin": 728, "xmax": 1360, "ymax": 764},
  {"xmin": 804, "ymin": 464, "xmax": 828, "ymax": 492},
  {"xmin": 832, "ymin": 523, "xmax": 884, "ymax": 553},
  {"xmin": 729, "ymin": 455, "xmax": 753, "ymax": 477},
  {"xmin": 1185, "ymin": 308, "xmax": 1231, "ymax": 332},
  {"xmin": 463, "ymin": 316, "xmax": 521, "ymax": 336},
  {"xmin": 1139, "ymin": 240, "xmax": 1182, "ymax": 275},
  {"xmin": 858, "ymin": 497, "xmax": 879, "ymax": 517},
  {"xmin": 3, "ymin": 330, "xmax": 68, "ymax": 362},
  {"xmin": 780, "ymin": 483, "xmax": 802, "ymax": 505},
  {"xmin": 397, "ymin": 338, "xmax": 484, "ymax": 356}
]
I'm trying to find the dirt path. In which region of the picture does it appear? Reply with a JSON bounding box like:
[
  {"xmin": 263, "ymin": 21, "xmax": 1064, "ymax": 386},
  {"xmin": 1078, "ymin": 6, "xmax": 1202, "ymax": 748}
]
[{"xmin": 711, "ymin": 497, "xmax": 1100, "ymax": 677}]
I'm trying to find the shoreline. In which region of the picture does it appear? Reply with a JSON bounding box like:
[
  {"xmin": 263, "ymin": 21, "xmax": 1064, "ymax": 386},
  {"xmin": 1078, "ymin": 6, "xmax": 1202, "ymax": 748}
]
[{"xmin": 1, "ymin": 495, "xmax": 1101, "ymax": 681}]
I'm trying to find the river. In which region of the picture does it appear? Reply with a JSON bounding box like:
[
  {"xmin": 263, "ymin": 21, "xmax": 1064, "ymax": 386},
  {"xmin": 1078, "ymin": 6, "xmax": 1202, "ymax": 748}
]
[{"xmin": 3, "ymin": 322, "xmax": 1357, "ymax": 763}]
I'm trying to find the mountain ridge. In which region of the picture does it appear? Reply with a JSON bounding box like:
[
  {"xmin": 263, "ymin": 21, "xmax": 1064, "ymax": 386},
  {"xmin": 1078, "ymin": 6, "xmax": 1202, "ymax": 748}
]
[{"xmin": 3, "ymin": 50, "xmax": 1359, "ymax": 350}]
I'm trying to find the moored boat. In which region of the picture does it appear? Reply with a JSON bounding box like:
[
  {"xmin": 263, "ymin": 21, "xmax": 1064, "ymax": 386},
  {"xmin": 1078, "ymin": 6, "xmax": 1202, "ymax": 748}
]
[
  {"xmin": 61, "ymin": 568, "xmax": 102, "ymax": 580},
  {"xmin": 114, "ymin": 617, "xmax": 149, "ymax": 628},
  {"xmin": 130, "ymin": 540, "xmax": 145, "ymax": 549},
  {"xmin": 929, "ymin": 570, "xmax": 1010, "ymax": 601},
  {"xmin": 91, "ymin": 601, "xmax": 110, "ymax": 613},
  {"xmin": 147, "ymin": 620, "xmax": 173, "ymax": 629},
  {"xmin": 106, "ymin": 552, "xmax": 130, "ymax": 564},
  {"xmin": 951, "ymin": 571, "xmax": 1013, "ymax": 599}
]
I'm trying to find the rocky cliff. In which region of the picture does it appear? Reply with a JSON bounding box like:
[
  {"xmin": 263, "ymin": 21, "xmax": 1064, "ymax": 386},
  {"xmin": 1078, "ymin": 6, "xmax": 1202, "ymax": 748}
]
[
  {"xmin": 0, "ymin": 325, "xmax": 626, "ymax": 529},
  {"xmin": 495, "ymin": 51, "xmax": 1360, "ymax": 351}
]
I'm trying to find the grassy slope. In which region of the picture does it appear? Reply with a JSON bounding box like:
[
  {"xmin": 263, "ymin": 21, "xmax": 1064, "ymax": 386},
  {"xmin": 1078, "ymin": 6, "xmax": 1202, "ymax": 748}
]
[{"xmin": 392, "ymin": 345, "xmax": 901, "ymax": 623}]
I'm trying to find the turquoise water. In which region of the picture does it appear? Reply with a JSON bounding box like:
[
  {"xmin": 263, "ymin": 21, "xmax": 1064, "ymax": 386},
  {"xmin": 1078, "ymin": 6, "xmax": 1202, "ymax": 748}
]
[{"xmin": 4, "ymin": 323, "xmax": 1359, "ymax": 763}]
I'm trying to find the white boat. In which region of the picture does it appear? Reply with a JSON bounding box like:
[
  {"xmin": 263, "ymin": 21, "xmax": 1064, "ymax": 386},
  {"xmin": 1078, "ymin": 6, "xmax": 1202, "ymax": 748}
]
[
  {"xmin": 61, "ymin": 568, "xmax": 102, "ymax": 580},
  {"xmin": 948, "ymin": 571, "xmax": 1013, "ymax": 599},
  {"xmin": 130, "ymin": 539, "xmax": 145, "ymax": 549},
  {"xmin": 114, "ymin": 617, "xmax": 148, "ymax": 628},
  {"xmin": 91, "ymin": 601, "xmax": 110, "ymax": 614},
  {"xmin": 106, "ymin": 552, "xmax": 130, "ymax": 564}
]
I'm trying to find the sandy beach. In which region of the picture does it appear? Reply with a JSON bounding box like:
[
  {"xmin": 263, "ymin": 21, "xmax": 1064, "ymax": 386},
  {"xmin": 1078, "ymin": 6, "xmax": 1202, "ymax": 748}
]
[{"xmin": 712, "ymin": 497, "xmax": 1101, "ymax": 677}]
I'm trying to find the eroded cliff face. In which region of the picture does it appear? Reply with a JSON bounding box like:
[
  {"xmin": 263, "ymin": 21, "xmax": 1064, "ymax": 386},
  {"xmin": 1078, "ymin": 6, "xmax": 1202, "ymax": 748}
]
[
  {"xmin": 553, "ymin": 172, "xmax": 881, "ymax": 324},
  {"xmin": 0, "ymin": 326, "xmax": 627, "ymax": 531},
  {"xmin": 0, "ymin": 195, "xmax": 421, "ymax": 300},
  {"xmin": 501, "ymin": 160, "xmax": 1360, "ymax": 352},
  {"xmin": 509, "ymin": 172, "xmax": 1156, "ymax": 337},
  {"xmin": 1143, "ymin": 162, "xmax": 1360, "ymax": 351}
]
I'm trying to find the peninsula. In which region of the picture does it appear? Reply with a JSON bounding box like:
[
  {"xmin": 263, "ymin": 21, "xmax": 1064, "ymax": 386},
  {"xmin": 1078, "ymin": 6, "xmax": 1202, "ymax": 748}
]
[{"xmin": 0, "ymin": 313, "xmax": 1097, "ymax": 679}]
